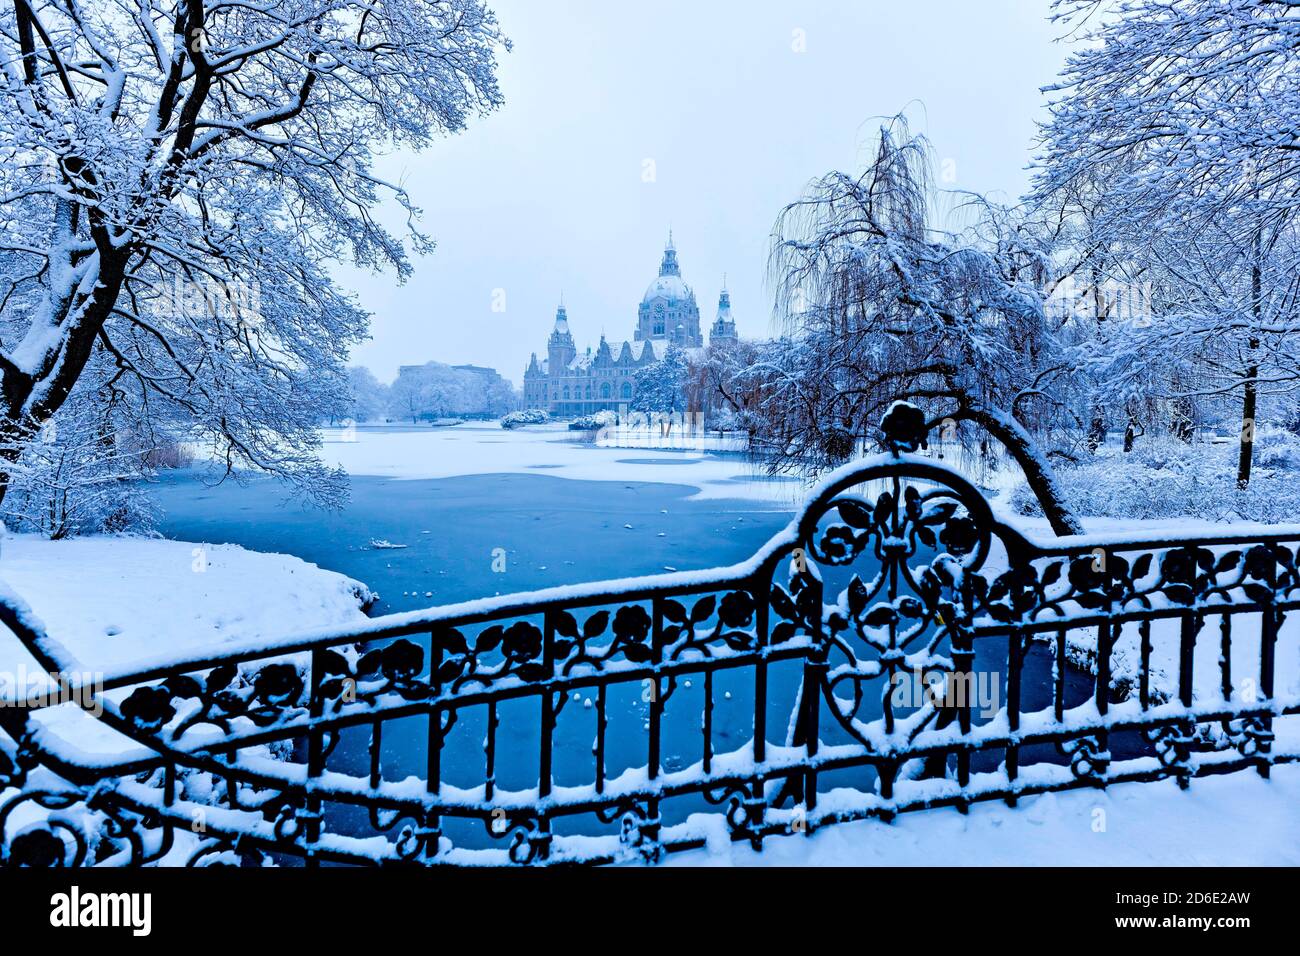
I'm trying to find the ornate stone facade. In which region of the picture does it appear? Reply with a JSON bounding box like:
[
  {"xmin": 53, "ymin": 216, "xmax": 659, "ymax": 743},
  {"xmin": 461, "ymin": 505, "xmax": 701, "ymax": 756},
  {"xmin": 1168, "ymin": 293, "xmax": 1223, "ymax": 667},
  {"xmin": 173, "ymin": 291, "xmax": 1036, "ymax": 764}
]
[{"xmin": 523, "ymin": 237, "xmax": 737, "ymax": 416}]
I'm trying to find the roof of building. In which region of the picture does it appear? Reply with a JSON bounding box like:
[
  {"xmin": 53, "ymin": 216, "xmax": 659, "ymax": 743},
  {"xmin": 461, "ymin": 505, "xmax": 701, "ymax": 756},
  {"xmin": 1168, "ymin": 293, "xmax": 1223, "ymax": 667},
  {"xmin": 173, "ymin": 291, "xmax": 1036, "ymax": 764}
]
[
  {"xmin": 641, "ymin": 274, "xmax": 694, "ymax": 305},
  {"xmin": 641, "ymin": 235, "xmax": 697, "ymax": 306}
]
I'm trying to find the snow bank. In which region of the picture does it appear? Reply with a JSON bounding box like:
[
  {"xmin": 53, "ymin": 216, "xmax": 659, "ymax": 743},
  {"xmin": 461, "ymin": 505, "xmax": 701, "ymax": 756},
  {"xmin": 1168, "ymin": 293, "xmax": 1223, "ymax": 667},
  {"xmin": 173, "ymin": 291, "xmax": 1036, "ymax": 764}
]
[
  {"xmin": 665, "ymin": 764, "xmax": 1300, "ymax": 866},
  {"xmin": 0, "ymin": 533, "xmax": 373, "ymax": 676}
]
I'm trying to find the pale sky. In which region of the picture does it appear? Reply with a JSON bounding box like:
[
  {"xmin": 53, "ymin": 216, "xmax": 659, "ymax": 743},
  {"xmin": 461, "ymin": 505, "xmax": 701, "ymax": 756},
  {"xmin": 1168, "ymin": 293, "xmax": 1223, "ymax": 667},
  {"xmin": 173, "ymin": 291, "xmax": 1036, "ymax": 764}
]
[{"xmin": 342, "ymin": 0, "xmax": 1071, "ymax": 386}]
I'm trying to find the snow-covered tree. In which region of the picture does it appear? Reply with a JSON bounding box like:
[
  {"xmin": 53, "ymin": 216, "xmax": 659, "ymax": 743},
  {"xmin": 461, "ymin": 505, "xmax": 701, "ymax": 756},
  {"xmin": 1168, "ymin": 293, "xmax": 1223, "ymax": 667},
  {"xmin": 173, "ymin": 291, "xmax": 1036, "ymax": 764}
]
[
  {"xmin": 342, "ymin": 366, "xmax": 390, "ymax": 424},
  {"xmin": 387, "ymin": 362, "xmax": 512, "ymax": 421},
  {"xmin": 0, "ymin": 1, "xmax": 507, "ymax": 508},
  {"xmin": 483, "ymin": 376, "xmax": 518, "ymax": 417},
  {"xmin": 762, "ymin": 117, "xmax": 1085, "ymax": 535},
  {"xmin": 1036, "ymin": 0, "xmax": 1300, "ymax": 487},
  {"xmin": 632, "ymin": 344, "xmax": 690, "ymax": 420}
]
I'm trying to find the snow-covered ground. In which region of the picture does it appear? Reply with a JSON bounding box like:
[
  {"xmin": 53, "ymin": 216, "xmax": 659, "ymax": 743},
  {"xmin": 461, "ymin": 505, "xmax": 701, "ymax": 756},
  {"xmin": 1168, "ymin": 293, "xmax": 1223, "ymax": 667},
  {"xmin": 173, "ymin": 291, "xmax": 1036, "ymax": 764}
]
[
  {"xmin": 0, "ymin": 533, "xmax": 372, "ymax": 679},
  {"xmin": 667, "ymin": 765, "xmax": 1300, "ymax": 866},
  {"xmin": 318, "ymin": 422, "xmax": 806, "ymax": 506}
]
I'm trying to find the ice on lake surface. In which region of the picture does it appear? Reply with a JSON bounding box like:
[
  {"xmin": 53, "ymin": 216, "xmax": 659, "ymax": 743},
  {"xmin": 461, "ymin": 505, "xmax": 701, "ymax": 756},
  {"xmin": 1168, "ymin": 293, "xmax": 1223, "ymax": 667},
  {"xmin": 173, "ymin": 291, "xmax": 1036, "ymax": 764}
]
[
  {"xmin": 162, "ymin": 422, "xmax": 801, "ymax": 613},
  {"xmin": 314, "ymin": 422, "xmax": 810, "ymax": 504}
]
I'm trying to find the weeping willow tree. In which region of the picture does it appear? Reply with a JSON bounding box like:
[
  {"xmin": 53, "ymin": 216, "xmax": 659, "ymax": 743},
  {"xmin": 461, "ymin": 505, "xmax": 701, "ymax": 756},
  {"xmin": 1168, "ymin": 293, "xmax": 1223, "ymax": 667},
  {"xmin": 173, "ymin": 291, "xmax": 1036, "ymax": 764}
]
[{"xmin": 755, "ymin": 115, "xmax": 1084, "ymax": 535}]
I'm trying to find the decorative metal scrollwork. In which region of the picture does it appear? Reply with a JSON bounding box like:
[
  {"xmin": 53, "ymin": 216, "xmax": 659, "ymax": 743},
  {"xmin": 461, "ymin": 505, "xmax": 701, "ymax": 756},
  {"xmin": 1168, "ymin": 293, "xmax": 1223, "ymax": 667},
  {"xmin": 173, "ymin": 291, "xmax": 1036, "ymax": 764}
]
[{"xmin": 1058, "ymin": 735, "xmax": 1111, "ymax": 780}]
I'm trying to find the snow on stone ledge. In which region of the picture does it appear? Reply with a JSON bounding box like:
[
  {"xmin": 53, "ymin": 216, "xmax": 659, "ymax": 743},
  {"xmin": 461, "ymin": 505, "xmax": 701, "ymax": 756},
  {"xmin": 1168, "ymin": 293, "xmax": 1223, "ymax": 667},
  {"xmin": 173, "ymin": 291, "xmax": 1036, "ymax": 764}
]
[{"xmin": 0, "ymin": 534, "xmax": 373, "ymax": 676}]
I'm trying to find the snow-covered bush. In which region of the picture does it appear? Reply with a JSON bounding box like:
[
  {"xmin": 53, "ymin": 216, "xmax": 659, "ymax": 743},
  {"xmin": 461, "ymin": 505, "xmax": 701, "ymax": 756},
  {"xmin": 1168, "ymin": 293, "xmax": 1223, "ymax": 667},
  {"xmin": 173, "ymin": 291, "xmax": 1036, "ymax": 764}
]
[
  {"xmin": 500, "ymin": 409, "xmax": 549, "ymax": 429},
  {"xmin": 1, "ymin": 400, "xmax": 160, "ymax": 539},
  {"xmin": 1008, "ymin": 433, "xmax": 1300, "ymax": 524},
  {"xmin": 706, "ymin": 406, "xmax": 751, "ymax": 434},
  {"xmin": 568, "ymin": 410, "xmax": 618, "ymax": 431}
]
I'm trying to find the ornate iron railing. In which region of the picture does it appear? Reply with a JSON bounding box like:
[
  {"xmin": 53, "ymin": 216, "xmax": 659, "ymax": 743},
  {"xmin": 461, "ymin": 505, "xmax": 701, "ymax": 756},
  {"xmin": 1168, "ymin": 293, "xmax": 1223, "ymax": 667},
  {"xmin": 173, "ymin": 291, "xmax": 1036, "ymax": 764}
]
[{"xmin": 2, "ymin": 406, "xmax": 1298, "ymax": 866}]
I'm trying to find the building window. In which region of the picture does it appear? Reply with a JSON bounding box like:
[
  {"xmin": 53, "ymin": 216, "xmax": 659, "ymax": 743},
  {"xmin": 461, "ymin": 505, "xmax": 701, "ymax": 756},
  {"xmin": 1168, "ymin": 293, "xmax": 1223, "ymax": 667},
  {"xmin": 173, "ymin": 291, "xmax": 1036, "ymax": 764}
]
[
  {"xmin": 621, "ymin": 381, "xmax": 632, "ymax": 400},
  {"xmin": 601, "ymin": 382, "xmax": 611, "ymax": 399},
  {"xmin": 563, "ymin": 386, "xmax": 569, "ymax": 400}
]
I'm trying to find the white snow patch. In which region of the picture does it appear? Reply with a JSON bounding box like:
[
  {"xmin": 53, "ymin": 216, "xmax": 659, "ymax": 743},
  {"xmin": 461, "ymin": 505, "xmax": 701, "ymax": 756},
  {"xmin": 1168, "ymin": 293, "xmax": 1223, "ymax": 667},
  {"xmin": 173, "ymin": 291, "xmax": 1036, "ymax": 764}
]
[
  {"xmin": 0, "ymin": 533, "xmax": 372, "ymax": 676},
  {"xmin": 664, "ymin": 765, "xmax": 1300, "ymax": 866}
]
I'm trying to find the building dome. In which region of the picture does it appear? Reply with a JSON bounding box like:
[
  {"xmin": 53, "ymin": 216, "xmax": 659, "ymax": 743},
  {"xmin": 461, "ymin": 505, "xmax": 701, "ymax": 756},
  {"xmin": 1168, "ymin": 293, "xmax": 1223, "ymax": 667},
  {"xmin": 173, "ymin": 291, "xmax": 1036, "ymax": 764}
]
[
  {"xmin": 642, "ymin": 273, "xmax": 692, "ymax": 304},
  {"xmin": 641, "ymin": 232, "xmax": 695, "ymax": 305},
  {"xmin": 634, "ymin": 232, "xmax": 704, "ymax": 347}
]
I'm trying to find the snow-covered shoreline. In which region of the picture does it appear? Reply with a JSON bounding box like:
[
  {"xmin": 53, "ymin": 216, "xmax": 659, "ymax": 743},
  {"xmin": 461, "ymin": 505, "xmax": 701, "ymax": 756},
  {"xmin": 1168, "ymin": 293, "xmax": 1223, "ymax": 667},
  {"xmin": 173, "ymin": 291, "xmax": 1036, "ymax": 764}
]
[{"xmin": 0, "ymin": 533, "xmax": 373, "ymax": 679}]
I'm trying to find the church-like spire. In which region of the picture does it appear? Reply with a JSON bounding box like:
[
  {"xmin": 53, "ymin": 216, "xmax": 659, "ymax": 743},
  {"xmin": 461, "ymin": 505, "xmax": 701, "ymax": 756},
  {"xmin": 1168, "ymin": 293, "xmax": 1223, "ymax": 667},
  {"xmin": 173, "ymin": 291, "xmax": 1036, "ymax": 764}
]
[
  {"xmin": 711, "ymin": 277, "xmax": 737, "ymax": 344},
  {"xmin": 659, "ymin": 232, "xmax": 681, "ymax": 277}
]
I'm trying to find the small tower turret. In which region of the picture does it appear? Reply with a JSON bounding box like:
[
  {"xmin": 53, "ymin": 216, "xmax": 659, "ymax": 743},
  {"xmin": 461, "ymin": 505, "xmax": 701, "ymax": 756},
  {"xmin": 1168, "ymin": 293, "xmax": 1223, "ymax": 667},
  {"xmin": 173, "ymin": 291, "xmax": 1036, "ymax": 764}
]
[
  {"xmin": 710, "ymin": 279, "xmax": 738, "ymax": 345},
  {"xmin": 547, "ymin": 301, "xmax": 576, "ymax": 372}
]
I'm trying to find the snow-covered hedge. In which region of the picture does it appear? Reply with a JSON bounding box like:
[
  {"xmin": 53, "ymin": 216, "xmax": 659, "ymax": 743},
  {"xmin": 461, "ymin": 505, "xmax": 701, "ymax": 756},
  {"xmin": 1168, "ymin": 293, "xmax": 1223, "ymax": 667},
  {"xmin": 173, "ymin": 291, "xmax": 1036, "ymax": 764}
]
[
  {"xmin": 1009, "ymin": 433, "xmax": 1300, "ymax": 523},
  {"xmin": 499, "ymin": 409, "xmax": 549, "ymax": 429}
]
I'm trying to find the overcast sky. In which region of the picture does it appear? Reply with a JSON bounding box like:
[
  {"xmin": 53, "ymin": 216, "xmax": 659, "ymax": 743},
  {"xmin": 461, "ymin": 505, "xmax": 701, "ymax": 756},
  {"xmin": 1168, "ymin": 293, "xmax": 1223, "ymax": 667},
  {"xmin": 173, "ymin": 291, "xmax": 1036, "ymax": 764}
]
[{"xmin": 343, "ymin": 0, "xmax": 1071, "ymax": 385}]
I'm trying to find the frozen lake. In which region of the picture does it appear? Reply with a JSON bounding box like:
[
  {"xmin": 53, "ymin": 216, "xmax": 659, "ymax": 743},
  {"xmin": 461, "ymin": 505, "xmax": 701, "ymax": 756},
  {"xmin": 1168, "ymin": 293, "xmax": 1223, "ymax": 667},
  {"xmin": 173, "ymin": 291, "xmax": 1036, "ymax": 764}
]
[
  {"xmin": 156, "ymin": 424, "xmax": 802, "ymax": 615},
  {"xmin": 150, "ymin": 423, "xmax": 1101, "ymax": 848}
]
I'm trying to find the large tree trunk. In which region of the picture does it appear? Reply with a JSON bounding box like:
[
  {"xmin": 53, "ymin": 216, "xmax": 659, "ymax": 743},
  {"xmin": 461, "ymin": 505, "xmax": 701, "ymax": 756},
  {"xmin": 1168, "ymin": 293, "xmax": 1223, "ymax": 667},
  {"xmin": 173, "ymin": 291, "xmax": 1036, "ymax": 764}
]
[
  {"xmin": 962, "ymin": 403, "xmax": 1086, "ymax": 536},
  {"xmin": 0, "ymin": 246, "xmax": 127, "ymax": 510}
]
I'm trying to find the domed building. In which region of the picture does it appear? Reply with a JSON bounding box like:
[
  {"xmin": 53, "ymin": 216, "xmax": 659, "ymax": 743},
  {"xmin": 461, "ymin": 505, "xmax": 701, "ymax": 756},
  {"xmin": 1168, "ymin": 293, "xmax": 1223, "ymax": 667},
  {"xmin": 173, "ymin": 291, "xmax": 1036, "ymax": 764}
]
[
  {"xmin": 522, "ymin": 236, "xmax": 737, "ymax": 416},
  {"xmin": 635, "ymin": 234, "xmax": 702, "ymax": 348}
]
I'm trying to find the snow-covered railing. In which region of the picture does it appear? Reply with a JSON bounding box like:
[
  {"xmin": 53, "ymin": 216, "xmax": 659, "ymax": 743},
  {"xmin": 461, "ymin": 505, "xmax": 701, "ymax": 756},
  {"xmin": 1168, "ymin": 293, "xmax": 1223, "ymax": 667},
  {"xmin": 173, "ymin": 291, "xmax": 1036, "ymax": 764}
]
[{"xmin": 3, "ymin": 406, "xmax": 1299, "ymax": 866}]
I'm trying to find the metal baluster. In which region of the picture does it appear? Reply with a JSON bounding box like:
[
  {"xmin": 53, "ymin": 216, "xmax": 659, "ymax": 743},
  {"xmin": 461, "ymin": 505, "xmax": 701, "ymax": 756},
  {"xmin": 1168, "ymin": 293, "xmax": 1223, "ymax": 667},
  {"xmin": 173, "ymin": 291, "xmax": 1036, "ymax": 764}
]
[
  {"xmin": 802, "ymin": 560, "xmax": 827, "ymax": 826},
  {"xmin": 752, "ymin": 580, "xmax": 768, "ymax": 845},
  {"xmin": 953, "ymin": 582, "xmax": 974, "ymax": 812},
  {"xmin": 370, "ymin": 719, "xmax": 382, "ymax": 793},
  {"xmin": 426, "ymin": 633, "xmax": 444, "ymax": 859},
  {"xmin": 1139, "ymin": 619, "xmax": 1152, "ymax": 709},
  {"xmin": 536, "ymin": 614, "xmax": 554, "ymax": 862},
  {"xmin": 595, "ymin": 684, "xmax": 607, "ymax": 794},
  {"xmin": 1094, "ymin": 622, "xmax": 1112, "ymax": 788},
  {"xmin": 645, "ymin": 600, "xmax": 664, "ymax": 852},
  {"xmin": 484, "ymin": 701, "xmax": 497, "ymax": 801},
  {"xmin": 1054, "ymin": 628, "xmax": 1067, "ymax": 723},
  {"xmin": 305, "ymin": 648, "xmax": 325, "ymax": 866},
  {"xmin": 1258, "ymin": 608, "xmax": 1277, "ymax": 779},
  {"xmin": 754, "ymin": 584, "xmax": 768, "ymax": 765},
  {"xmin": 801, "ymin": 650, "xmax": 821, "ymax": 822},
  {"xmin": 1219, "ymin": 615, "xmax": 1232, "ymax": 702},
  {"xmin": 1177, "ymin": 612, "xmax": 1198, "ymax": 790},
  {"xmin": 1005, "ymin": 631, "xmax": 1024, "ymax": 807},
  {"xmin": 953, "ymin": 634, "xmax": 973, "ymax": 809},
  {"xmin": 702, "ymin": 668, "xmax": 713, "ymax": 776}
]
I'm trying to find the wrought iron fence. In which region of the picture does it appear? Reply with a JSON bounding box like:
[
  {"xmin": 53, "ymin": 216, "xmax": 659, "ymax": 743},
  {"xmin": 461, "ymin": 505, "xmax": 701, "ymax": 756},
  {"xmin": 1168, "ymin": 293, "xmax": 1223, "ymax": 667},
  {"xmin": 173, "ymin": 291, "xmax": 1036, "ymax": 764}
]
[{"xmin": 2, "ymin": 407, "xmax": 1298, "ymax": 866}]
